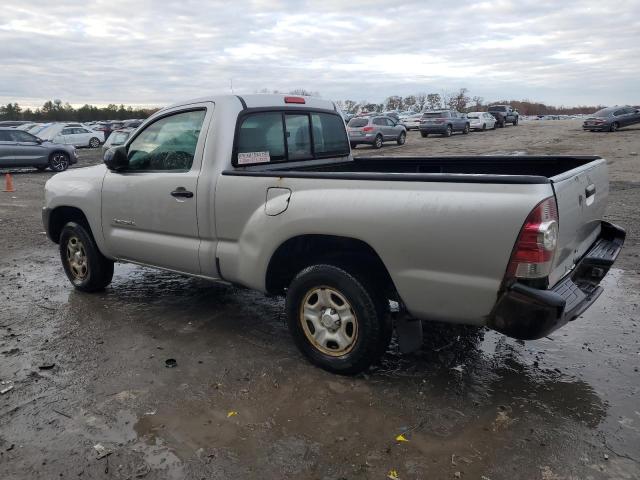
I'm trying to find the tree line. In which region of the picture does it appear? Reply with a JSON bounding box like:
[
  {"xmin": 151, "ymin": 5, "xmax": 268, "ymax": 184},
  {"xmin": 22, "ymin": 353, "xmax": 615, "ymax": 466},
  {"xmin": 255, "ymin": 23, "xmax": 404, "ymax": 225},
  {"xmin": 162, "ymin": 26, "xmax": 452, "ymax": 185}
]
[
  {"xmin": 0, "ymin": 99, "xmax": 159, "ymax": 122},
  {"xmin": 1, "ymin": 89, "xmax": 606, "ymax": 122},
  {"xmin": 336, "ymin": 88, "xmax": 604, "ymax": 116}
]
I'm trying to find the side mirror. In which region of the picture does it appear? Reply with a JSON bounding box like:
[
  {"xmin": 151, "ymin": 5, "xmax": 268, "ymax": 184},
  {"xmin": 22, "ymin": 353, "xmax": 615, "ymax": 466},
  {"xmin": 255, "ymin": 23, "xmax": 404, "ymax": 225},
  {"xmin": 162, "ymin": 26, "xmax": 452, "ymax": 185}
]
[{"xmin": 104, "ymin": 146, "xmax": 129, "ymax": 171}]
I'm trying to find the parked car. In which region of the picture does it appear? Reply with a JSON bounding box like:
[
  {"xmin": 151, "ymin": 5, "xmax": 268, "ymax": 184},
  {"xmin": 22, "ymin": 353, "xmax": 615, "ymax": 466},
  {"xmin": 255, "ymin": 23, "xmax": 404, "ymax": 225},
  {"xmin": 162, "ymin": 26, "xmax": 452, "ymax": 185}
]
[
  {"xmin": 38, "ymin": 124, "xmax": 104, "ymax": 148},
  {"xmin": 0, "ymin": 127, "xmax": 78, "ymax": 171},
  {"xmin": 101, "ymin": 128, "xmax": 135, "ymax": 154},
  {"xmin": 582, "ymin": 106, "xmax": 640, "ymax": 132},
  {"xmin": 15, "ymin": 123, "xmax": 38, "ymax": 131},
  {"xmin": 347, "ymin": 115, "xmax": 406, "ymax": 148},
  {"xmin": 419, "ymin": 110, "xmax": 470, "ymax": 137},
  {"xmin": 0, "ymin": 120, "xmax": 32, "ymax": 127},
  {"xmin": 42, "ymin": 94, "xmax": 624, "ymax": 374},
  {"xmin": 467, "ymin": 112, "xmax": 497, "ymax": 131},
  {"xmin": 401, "ymin": 113, "xmax": 422, "ymax": 131},
  {"xmin": 487, "ymin": 105, "xmax": 519, "ymax": 127},
  {"xmin": 123, "ymin": 119, "xmax": 143, "ymax": 128}
]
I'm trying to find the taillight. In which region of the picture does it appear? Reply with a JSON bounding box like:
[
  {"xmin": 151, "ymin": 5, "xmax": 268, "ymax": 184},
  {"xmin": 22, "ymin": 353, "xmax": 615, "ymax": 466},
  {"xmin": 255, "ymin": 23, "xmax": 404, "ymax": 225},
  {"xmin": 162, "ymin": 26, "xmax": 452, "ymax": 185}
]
[
  {"xmin": 362, "ymin": 126, "xmax": 374, "ymax": 132},
  {"xmin": 506, "ymin": 196, "xmax": 559, "ymax": 280}
]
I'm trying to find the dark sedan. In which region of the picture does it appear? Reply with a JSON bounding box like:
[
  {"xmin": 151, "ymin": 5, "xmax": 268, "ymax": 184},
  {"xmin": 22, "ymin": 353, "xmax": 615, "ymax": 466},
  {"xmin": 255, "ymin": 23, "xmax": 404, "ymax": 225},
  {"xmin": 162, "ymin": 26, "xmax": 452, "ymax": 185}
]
[
  {"xmin": 0, "ymin": 127, "xmax": 78, "ymax": 171},
  {"xmin": 583, "ymin": 106, "xmax": 640, "ymax": 132}
]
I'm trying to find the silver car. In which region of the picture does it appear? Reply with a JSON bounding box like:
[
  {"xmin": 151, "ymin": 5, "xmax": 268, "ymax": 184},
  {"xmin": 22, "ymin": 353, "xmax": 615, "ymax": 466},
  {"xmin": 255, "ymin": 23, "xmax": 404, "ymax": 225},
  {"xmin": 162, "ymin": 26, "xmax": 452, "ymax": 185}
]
[
  {"xmin": 347, "ymin": 115, "xmax": 406, "ymax": 149},
  {"xmin": 0, "ymin": 127, "xmax": 78, "ymax": 171}
]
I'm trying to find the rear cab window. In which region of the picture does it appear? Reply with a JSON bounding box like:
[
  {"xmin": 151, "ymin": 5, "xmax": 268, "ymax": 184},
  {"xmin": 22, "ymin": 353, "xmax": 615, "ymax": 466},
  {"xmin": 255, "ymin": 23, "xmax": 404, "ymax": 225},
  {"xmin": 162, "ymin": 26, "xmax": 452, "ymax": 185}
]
[{"xmin": 235, "ymin": 110, "xmax": 349, "ymax": 166}]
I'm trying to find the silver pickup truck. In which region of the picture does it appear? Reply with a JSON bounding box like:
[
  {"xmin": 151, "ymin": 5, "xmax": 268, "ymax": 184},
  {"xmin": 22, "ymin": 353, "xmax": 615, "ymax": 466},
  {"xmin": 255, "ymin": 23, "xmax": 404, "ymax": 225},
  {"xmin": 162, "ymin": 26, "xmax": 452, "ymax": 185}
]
[{"xmin": 43, "ymin": 94, "xmax": 625, "ymax": 374}]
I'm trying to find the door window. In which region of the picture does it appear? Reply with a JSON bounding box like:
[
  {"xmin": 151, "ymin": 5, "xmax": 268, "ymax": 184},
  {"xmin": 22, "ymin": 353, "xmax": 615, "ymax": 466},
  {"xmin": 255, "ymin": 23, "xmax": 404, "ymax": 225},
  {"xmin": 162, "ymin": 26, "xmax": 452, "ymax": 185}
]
[
  {"xmin": 61, "ymin": 128, "xmax": 74, "ymax": 135},
  {"xmin": 10, "ymin": 131, "xmax": 38, "ymax": 142},
  {"xmin": 373, "ymin": 118, "xmax": 386, "ymax": 126},
  {"xmin": 127, "ymin": 109, "xmax": 206, "ymax": 171},
  {"xmin": 0, "ymin": 131, "xmax": 13, "ymax": 141}
]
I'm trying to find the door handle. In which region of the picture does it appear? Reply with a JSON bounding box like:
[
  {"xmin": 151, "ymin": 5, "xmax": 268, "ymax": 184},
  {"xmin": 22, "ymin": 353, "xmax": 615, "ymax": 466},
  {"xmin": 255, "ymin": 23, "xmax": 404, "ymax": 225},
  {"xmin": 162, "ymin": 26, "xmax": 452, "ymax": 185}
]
[
  {"xmin": 171, "ymin": 187, "xmax": 193, "ymax": 198},
  {"xmin": 585, "ymin": 184, "xmax": 596, "ymax": 198}
]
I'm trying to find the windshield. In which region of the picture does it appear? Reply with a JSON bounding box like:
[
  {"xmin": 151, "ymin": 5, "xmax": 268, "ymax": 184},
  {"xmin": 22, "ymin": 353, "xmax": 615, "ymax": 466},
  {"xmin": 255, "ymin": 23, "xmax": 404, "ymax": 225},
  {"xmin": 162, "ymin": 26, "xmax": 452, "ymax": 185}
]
[
  {"xmin": 592, "ymin": 108, "xmax": 615, "ymax": 117},
  {"xmin": 422, "ymin": 112, "xmax": 449, "ymax": 118},
  {"xmin": 348, "ymin": 118, "xmax": 369, "ymax": 128},
  {"xmin": 488, "ymin": 106, "xmax": 506, "ymax": 112}
]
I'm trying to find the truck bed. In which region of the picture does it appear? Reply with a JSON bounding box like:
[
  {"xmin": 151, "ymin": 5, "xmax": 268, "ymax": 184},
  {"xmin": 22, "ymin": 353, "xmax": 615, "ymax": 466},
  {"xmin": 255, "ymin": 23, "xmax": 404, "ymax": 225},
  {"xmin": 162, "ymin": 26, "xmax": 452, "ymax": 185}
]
[{"xmin": 226, "ymin": 155, "xmax": 602, "ymax": 184}]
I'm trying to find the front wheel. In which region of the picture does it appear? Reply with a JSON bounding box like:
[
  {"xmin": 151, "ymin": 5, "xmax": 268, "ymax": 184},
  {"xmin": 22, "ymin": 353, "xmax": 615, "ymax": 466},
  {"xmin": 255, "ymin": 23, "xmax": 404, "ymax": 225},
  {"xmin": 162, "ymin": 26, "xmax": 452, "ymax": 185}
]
[
  {"xmin": 513, "ymin": 117, "xmax": 519, "ymax": 126},
  {"xmin": 89, "ymin": 137, "xmax": 101, "ymax": 148},
  {"xmin": 60, "ymin": 222, "xmax": 114, "ymax": 292},
  {"xmin": 462, "ymin": 124, "xmax": 470, "ymax": 134},
  {"xmin": 610, "ymin": 122, "xmax": 618, "ymax": 132},
  {"xmin": 285, "ymin": 265, "xmax": 391, "ymax": 374},
  {"xmin": 373, "ymin": 134, "xmax": 383, "ymax": 149},
  {"xmin": 49, "ymin": 152, "xmax": 70, "ymax": 172},
  {"xmin": 443, "ymin": 125, "xmax": 452, "ymax": 137},
  {"xmin": 397, "ymin": 131, "xmax": 406, "ymax": 145},
  {"xmin": 482, "ymin": 124, "xmax": 487, "ymax": 131}
]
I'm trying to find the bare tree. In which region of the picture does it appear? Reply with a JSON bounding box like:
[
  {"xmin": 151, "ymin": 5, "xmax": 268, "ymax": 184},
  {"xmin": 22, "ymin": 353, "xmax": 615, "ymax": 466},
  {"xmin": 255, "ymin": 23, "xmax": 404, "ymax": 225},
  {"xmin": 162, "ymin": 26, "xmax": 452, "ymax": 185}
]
[
  {"xmin": 426, "ymin": 93, "xmax": 443, "ymax": 111},
  {"xmin": 415, "ymin": 92, "xmax": 427, "ymax": 111}
]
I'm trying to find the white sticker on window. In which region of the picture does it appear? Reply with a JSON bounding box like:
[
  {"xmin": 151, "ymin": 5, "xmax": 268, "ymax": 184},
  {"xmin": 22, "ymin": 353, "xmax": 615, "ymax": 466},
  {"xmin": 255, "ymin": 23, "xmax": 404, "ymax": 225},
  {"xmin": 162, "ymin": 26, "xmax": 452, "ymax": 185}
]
[{"xmin": 237, "ymin": 151, "xmax": 270, "ymax": 165}]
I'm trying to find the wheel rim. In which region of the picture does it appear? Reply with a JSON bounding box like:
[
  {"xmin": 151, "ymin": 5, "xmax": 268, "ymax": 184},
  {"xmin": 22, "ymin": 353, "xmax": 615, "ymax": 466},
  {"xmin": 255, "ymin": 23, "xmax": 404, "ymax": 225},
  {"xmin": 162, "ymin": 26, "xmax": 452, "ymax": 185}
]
[
  {"xmin": 300, "ymin": 286, "xmax": 358, "ymax": 357},
  {"xmin": 482, "ymin": 124, "xmax": 486, "ymax": 130},
  {"xmin": 611, "ymin": 123, "xmax": 617, "ymax": 131},
  {"xmin": 90, "ymin": 138, "xmax": 99, "ymax": 147},
  {"xmin": 375, "ymin": 136, "xmax": 382, "ymax": 148},
  {"xmin": 66, "ymin": 236, "xmax": 89, "ymax": 281},
  {"xmin": 447, "ymin": 126, "xmax": 452, "ymax": 135},
  {"xmin": 51, "ymin": 154, "xmax": 68, "ymax": 171},
  {"xmin": 399, "ymin": 133, "xmax": 405, "ymax": 144}
]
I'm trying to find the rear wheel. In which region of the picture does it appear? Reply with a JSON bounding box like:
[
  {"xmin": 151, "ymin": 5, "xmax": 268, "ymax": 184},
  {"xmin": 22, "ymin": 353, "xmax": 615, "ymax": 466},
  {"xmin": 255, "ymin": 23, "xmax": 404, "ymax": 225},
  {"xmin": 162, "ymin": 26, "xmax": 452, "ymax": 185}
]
[
  {"xmin": 397, "ymin": 131, "xmax": 406, "ymax": 145},
  {"xmin": 60, "ymin": 222, "xmax": 114, "ymax": 292},
  {"xmin": 482, "ymin": 123, "xmax": 486, "ymax": 131},
  {"xmin": 443, "ymin": 125, "xmax": 452, "ymax": 137},
  {"xmin": 420, "ymin": 131, "xmax": 429, "ymax": 138},
  {"xmin": 286, "ymin": 264, "xmax": 391, "ymax": 374},
  {"xmin": 49, "ymin": 152, "xmax": 70, "ymax": 172},
  {"xmin": 89, "ymin": 137, "xmax": 101, "ymax": 148},
  {"xmin": 462, "ymin": 124, "xmax": 470, "ymax": 134},
  {"xmin": 373, "ymin": 134, "xmax": 383, "ymax": 149},
  {"xmin": 610, "ymin": 122, "xmax": 619, "ymax": 132}
]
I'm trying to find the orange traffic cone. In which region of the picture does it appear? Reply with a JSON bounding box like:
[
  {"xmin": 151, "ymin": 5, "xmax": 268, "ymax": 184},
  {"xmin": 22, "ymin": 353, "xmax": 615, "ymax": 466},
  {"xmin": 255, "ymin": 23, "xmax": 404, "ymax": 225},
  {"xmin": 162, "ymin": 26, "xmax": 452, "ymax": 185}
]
[{"xmin": 4, "ymin": 173, "xmax": 15, "ymax": 192}]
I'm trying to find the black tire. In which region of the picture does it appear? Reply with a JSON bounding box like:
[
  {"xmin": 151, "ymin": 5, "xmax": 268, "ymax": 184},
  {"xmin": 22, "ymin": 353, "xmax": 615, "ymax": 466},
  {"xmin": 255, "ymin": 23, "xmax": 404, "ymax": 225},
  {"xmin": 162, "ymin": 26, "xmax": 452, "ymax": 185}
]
[
  {"xmin": 89, "ymin": 137, "xmax": 101, "ymax": 148},
  {"xmin": 49, "ymin": 152, "xmax": 70, "ymax": 172},
  {"xmin": 462, "ymin": 123, "xmax": 470, "ymax": 134},
  {"xmin": 513, "ymin": 117, "xmax": 519, "ymax": 126},
  {"xmin": 285, "ymin": 264, "xmax": 391, "ymax": 375},
  {"xmin": 443, "ymin": 125, "xmax": 452, "ymax": 137},
  {"xmin": 420, "ymin": 131, "xmax": 429, "ymax": 138},
  {"xmin": 482, "ymin": 123, "xmax": 486, "ymax": 131},
  {"xmin": 373, "ymin": 134, "xmax": 383, "ymax": 149},
  {"xmin": 59, "ymin": 222, "xmax": 114, "ymax": 292},
  {"xmin": 610, "ymin": 122, "xmax": 618, "ymax": 132},
  {"xmin": 397, "ymin": 131, "xmax": 406, "ymax": 145}
]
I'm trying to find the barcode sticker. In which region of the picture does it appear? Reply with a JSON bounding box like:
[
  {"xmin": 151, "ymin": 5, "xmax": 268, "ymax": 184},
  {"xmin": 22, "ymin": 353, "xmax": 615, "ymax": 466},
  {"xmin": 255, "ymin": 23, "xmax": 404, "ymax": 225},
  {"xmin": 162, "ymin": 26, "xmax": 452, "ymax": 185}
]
[{"xmin": 238, "ymin": 151, "xmax": 270, "ymax": 165}]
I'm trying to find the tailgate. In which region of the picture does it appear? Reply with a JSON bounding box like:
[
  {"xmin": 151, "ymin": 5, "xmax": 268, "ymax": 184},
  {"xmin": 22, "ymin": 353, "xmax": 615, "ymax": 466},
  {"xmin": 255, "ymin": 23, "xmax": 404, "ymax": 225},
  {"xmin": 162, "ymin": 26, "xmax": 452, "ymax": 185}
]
[{"xmin": 549, "ymin": 158, "xmax": 608, "ymax": 286}]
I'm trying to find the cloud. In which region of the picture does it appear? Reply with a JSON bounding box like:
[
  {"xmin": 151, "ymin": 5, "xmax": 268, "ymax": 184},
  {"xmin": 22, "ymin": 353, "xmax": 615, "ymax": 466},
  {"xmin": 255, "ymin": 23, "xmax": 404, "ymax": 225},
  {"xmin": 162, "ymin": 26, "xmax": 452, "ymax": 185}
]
[{"xmin": 0, "ymin": 0, "xmax": 638, "ymax": 108}]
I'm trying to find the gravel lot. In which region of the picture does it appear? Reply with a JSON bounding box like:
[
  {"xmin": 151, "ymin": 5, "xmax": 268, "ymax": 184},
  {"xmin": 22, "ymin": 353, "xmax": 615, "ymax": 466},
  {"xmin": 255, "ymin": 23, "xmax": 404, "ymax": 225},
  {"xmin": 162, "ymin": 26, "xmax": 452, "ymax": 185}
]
[{"xmin": 1, "ymin": 120, "xmax": 639, "ymax": 479}]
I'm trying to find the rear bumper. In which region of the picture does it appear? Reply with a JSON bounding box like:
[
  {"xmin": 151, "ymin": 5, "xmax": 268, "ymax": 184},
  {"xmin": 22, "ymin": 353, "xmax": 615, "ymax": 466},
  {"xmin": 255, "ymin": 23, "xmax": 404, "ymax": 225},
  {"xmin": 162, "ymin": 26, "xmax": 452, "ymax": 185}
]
[
  {"xmin": 419, "ymin": 126, "xmax": 448, "ymax": 133},
  {"xmin": 488, "ymin": 221, "xmax": 625, "ymax": 340}
]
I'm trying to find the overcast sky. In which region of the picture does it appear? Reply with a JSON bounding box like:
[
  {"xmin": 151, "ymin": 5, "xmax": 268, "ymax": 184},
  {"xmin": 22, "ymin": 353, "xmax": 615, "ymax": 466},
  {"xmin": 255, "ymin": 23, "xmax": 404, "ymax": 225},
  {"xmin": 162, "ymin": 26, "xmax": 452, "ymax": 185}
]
[{"xmin": 1, "ymin": 0, "xmax": 638, "ymax": 109}]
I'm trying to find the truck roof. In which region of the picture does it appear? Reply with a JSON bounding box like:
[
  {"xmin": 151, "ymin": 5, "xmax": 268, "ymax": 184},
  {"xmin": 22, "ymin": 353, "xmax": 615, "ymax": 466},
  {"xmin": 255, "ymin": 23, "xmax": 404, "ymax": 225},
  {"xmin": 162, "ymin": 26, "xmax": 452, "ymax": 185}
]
[{"xmin": 163, "ymin": 94, "xmax": 337, "ymax": 112}]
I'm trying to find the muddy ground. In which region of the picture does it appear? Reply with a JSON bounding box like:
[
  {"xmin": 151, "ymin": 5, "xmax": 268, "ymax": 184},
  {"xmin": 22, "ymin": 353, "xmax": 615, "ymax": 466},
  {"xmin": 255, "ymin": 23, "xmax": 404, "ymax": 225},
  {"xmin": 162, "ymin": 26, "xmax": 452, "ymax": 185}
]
[{"xmin": 1, "ymin": 120, "xmax": 639, "ymax": 479}]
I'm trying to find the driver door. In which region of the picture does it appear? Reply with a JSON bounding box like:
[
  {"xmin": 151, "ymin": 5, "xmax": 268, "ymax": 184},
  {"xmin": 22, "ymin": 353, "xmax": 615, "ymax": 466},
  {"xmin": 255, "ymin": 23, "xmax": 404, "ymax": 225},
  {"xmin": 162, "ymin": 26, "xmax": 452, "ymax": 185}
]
[{"xmin": 101, "ymin": 105, "xmax": 212, "ymax": 274}]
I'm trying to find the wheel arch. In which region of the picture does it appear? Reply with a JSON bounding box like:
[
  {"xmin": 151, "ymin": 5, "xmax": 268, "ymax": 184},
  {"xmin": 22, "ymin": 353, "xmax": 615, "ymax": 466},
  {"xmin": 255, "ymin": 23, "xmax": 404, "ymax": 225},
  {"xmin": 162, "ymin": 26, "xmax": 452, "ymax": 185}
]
[
  {"xmin": 47, "ymin": 206, "xmax": 92, "ymax": 244},
  {"xmin": 265, "ymin": 234, "xmax": 398, "ymax": 300}
]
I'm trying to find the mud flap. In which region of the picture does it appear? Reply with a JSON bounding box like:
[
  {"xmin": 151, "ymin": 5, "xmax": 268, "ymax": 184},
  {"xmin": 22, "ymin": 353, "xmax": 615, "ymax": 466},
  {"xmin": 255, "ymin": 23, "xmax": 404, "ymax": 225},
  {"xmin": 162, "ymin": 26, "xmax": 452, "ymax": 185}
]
[{"xmin": 395, "ymin": 316, "xmax": 423, "ymax": 353}]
